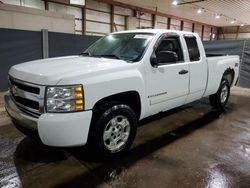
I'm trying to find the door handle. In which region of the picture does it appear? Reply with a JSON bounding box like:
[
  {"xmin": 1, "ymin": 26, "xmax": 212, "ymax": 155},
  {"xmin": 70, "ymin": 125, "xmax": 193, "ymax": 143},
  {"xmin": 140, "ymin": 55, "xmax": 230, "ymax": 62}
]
[{"xmin": 179, "ymin": 70, "xmax": 189, "ymax": 75}]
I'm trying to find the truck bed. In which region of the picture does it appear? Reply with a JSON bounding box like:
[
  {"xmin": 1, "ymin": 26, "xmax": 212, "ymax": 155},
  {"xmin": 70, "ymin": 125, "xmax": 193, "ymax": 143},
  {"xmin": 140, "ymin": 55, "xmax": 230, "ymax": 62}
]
[{"xmin": 204, "ymin": 55, "xmax": 239, "ymax": 97}]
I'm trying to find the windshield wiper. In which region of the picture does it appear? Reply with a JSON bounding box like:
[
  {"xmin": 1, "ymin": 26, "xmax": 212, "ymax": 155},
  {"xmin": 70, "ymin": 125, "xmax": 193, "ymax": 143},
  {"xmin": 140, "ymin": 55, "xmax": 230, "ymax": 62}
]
[
  {"xmin": 97, "ymin": 54, "xmax": 122, "ymax": 60},
  {"xmin": 80, "ymin": 53, "xmax": 132, "ymax": 62},
  {"xmin": 79, "ymin": 52, "xmax": 91, "ymax": 56}
]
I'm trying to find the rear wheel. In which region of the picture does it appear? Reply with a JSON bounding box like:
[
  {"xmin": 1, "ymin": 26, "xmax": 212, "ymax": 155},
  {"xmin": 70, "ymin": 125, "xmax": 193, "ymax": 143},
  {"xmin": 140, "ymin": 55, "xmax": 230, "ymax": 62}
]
[
  {"xmin": 88, "ymin": 103, "xmax": 137, "ymax": 157},
  {"xmin": 209, "ymin": 79, "xmax": 230, "ymax": 109}
]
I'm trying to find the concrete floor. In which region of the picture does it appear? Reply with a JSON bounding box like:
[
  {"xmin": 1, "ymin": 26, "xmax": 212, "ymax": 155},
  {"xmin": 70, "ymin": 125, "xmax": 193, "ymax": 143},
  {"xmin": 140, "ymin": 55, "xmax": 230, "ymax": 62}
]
[{"xmin": 0, "ymin": 87, "xmax": 250, "ymax": 188}]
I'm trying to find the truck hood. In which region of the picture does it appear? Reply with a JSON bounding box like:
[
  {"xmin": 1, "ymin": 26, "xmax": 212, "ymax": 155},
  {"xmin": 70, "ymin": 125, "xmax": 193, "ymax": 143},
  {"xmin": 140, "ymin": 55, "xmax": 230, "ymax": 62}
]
[{"xmin": 9, "ymin": 56, "xmax": 131, "ymax": 85}]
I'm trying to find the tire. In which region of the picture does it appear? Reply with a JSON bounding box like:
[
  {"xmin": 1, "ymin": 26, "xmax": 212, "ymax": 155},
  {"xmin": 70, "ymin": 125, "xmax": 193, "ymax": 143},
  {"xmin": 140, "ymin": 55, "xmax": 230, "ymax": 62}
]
[
  {"xmin": 209, "ymin": 79, "xmax": 230, "ymax": 109},
  {"xmin": 88, "ymin": 102, "xmax": 137, "ymax": 157}
]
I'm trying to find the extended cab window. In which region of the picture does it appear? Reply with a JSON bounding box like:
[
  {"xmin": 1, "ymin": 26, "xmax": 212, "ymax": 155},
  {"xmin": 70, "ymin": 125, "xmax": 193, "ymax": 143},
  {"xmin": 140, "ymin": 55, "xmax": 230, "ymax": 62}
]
[
  {"xmin": 155, "ymin": 36, "xmax": 184, "ymax": 63},
  {"xmin": 184, "ymin": 36, "xmax": 200, "ymax": 61}
]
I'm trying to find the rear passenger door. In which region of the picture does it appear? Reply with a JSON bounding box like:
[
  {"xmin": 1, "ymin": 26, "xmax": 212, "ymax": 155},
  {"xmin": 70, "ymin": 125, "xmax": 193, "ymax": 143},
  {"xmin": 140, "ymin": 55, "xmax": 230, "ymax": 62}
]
[{"xmin": 184, "ymin": 35, "xmax": 208, "ymax": 103}]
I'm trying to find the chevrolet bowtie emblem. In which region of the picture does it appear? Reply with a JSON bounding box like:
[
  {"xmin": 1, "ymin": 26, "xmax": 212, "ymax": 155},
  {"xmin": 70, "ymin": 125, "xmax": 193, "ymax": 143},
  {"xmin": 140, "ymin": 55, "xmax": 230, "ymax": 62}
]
[{"xmin": 11, "ymin": 85, "xmax": 18, "ymax": 96}]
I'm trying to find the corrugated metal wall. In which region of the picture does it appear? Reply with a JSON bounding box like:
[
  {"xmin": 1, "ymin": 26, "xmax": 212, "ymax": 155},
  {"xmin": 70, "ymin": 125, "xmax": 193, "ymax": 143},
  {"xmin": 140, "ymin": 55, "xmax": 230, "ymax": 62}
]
[
  {"xmin": 203, "ymin": 40, "xmax": 250, "ymax": 88},
  {"xmin": 0, "ymin": 28, "xmax": 100, "ymax": 91}
]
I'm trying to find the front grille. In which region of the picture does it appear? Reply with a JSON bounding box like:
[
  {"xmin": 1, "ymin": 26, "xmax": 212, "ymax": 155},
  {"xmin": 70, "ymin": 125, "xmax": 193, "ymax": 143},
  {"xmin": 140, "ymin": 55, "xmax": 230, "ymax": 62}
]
[
  {"xmin": 9, "ymin": 77, "xmax": 40, "ymax": 94},
  {"xmin": 9, "ymin": 76, "xmax": 45, "ymax": 117},
  {"xmin": 12, "ymin": 95, "xmax": 39, "ymax": 110}
]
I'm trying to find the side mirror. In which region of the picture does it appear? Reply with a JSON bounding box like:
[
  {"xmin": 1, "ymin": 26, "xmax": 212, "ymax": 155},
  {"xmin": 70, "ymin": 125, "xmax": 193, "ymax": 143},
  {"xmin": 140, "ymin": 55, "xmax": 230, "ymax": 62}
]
[
  {"xmin": 156, "ymin": 51, "xmax": 178, "ymax": 64},
  {"xmin": 150, "ymin": 53, "xmax": 158, "ymax": 67},
  {"xmin": 150, "ymin": 51, "xmax": 178, "ymax": 68}
]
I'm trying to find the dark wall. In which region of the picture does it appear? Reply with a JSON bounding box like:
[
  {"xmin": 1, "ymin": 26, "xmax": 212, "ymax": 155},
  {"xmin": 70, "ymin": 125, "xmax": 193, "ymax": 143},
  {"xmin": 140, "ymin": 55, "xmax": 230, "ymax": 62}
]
[
  {"xmin": 0, "ymin": 28, "xmax": 43, "ymax": 90},
  {"xmin": 203, "ymin": 40, "xmax": 245, "ymax": 57},
  {"xmin": 49, "ymin": 32, "xmax": 100, "ymax": 57},
  {"xmin": 240, "ymin": 40, "xmax": 250, "ymax": 88},
  {"xmin": 203, "ymin": 40, "xmax": 250, "ymax": 88},
  {"xmin": 0, "ymin": 28, "xmax": 100, "ymax": 91}
]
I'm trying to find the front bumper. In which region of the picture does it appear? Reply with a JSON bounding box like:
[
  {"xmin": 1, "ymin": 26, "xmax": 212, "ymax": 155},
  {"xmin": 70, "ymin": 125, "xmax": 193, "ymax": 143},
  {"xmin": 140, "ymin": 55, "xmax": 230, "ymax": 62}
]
[{"xmin": 5, "ymin": 91, "xmax": 93, "ymax": 147}]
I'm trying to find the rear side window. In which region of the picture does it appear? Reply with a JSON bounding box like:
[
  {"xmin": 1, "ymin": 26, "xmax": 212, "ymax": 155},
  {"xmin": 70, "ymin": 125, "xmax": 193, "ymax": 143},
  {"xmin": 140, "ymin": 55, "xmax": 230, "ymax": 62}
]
[{"xmin": 184, "ymin": 36, "xmax": 200, "ymax": 61}]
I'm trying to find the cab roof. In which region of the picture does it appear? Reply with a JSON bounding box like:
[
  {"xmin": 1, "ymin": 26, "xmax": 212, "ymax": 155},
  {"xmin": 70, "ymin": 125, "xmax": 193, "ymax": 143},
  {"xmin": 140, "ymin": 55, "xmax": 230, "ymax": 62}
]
[{"xmin": 111, "ymin": 29, "xmax": 196, "ymax": 36}]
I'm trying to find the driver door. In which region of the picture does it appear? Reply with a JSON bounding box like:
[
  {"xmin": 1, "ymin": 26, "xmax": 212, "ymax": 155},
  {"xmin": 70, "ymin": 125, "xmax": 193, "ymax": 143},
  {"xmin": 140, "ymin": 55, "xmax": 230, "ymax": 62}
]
[{"xmin": 146, "ymin": 34, "xmax": 189, "ymax": 115}]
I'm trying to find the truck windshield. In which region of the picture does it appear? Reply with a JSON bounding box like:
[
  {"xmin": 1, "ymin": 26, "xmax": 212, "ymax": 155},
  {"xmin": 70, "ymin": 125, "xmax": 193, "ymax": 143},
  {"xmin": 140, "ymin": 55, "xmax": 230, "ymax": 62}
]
[{"xmin": 82, "ymin": 33, "xmax": 154, "ymax": 62}]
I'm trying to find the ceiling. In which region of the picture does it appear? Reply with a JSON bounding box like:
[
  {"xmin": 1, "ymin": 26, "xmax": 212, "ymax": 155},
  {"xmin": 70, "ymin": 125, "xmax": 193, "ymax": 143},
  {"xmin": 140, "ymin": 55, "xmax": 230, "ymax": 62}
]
[{"xmin": 116, "ymin": 0, "xmax": 250, "ymax": 26}]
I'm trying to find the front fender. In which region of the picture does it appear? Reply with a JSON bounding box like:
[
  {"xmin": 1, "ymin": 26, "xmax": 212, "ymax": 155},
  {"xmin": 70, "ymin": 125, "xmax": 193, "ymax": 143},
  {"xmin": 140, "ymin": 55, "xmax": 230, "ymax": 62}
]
[{"xmin": 83, "ymin": 70, "xmax": 146, "ymax": 119}]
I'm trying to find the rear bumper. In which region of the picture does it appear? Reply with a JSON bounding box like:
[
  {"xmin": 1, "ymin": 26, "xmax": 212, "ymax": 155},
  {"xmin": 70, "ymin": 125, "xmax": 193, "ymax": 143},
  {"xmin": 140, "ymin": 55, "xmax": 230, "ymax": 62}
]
[{"xmin": 5, "ymin": 91, "xmax": 93, "ymax": 147}]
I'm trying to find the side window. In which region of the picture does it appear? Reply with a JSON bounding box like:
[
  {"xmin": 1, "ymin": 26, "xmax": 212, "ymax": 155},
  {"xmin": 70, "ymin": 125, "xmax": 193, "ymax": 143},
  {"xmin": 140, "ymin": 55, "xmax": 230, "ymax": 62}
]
[
  {"xmin": 155, "ymin": 37, "xmax": 184, "ymax": 63},
  {"xmin": 184, "ymin": 36, "xmax": 200, "ymax": 61}
]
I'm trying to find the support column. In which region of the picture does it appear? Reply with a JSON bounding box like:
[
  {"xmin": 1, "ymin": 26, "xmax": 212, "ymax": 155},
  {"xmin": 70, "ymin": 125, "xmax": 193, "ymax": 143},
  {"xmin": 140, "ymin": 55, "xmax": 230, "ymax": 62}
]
[
  {"xmin": 180, "ymin": 20, "xmax": 184, "ymax": 31},
  {"xmin": 111, "ymin": 4, "xmax": 114, "ymax": 32},
  {"xmin": 210, "ymin": 27, "xmax": 213, "ymax": 40},
  {"xmin": 201, "ymin": 25, "xmax": 204, "ymax": 40},
  {"xmin": 44, "ymin": 0, "xmax": 49, "ymax": 10},
  {"xmin": 192, "ymin": 23, "xmax": 195, "ymax": 32},
  {"xmin": 167, "ymin": 17, "xmax": 171, "ymax": 29},
  {"xmin": 82, "ymin": 5, "xmax": 86, "ymax": 35},
  {"xmin": 42, "ymin": 29, "xmax": 49, "ymax": 59}
]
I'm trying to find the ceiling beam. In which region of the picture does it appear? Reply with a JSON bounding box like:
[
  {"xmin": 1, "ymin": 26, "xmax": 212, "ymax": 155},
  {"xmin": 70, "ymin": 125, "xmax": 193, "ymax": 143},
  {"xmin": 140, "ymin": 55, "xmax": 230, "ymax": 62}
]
[{"xmin": 178, "ymin": 0, "xmax": 207, "ymax": 5}]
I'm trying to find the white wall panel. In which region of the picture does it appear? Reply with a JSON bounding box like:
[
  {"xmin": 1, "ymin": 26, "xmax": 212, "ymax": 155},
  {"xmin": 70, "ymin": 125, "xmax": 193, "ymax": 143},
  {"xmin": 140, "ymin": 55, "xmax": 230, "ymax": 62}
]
[
  {"xmin": 86, "ymin": 9, "xmax": 110, "ymax": 23},
  {"xmin": 75, "ymin": 19, "xmax": 82, "ymax": 31},
  {"xmin": 114, "ymin": 14, "xmax": 125, "ymax": 25},
  {"xmin": 194, "ymin": 24, "xmax": 202, "ymax": 36},
  {"xmin": 0, "ymin": 3, "xmax": 75, "ymax": 33},
  {"xmin": 139, "ymin": 19, "xmax": 152, "ymax": 28},
  {"xmin": 1, "ymin": 0, "xmax": 20, "ymax": 6},
  {"xmin": 114, "ymin": 6, "xmax": 133, "ymax": 16},
  {"xmin": 86, "ymin": 32, "xmax": 105, "ymax": 36},
  {"xmin": 86, "ymin": 0, "xmax": 110, "ymax": 12},
  {"xmin": 156, "ymin": 15, "xmax": 167, "ymax": 23},
  {"xmin": 238, "ymin": 33, "xmax": 250, "ymax": 39},
  {"xmin": 49, "ymin": 2, "xmax": 82, "ymax": 34},
  {"xmin": 156, "ymin": 23, "xmax": 167, "ymax": 29},
  {"xmin": 86, "ymin": 21, "xmax": 110, "ymax": 33},
  {"xmin": 221, "ymin": 33, "xmax": 236, "ymax": 39},
  {"xmin": 155, "ymin": 15, "xmax": 167, "ymax": 29},
  {"xmin": 75, "ymin": 31, "xmax": 83, "ymax": 35},
  {"xmin": 22, "ymin": 0, "xmax": 44, "ymax": 9},
  {"xmin": 140, "ymin": 12, "xmax": 151, "ymax": 21},
  {"xmin": 170, "ymin": 18, "xmax": 181, "ymax": 30},
  {"xmin": 203, "ymin": 25, "xmax": 211, "ymax": 39},
  {"xmin": 86, "ymin": 0, "xmax": 111, "ymax": 35},
  {"xmin": 139, "ymin": 12, "xmax": 152, "ymax": 28},
  {"xmin": 116, "ymin": 25, "xmax": 125, "ymax": 31},
  {"xmin": 49, "ymin": 2, "xmax": 82, "ymax": 19},
  {"xmin": 183, "ymin": 21, "xmax": 192, "ymax": 32},
  {"xmin": 203, "ymin": 36, "xmax": 210, "ymax": 40}
]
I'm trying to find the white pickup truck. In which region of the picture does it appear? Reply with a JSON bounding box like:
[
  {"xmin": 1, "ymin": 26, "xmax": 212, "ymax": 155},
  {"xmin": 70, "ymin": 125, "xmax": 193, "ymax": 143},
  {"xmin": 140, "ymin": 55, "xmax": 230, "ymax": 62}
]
[{"xmin": 5, "ymin": 29, "xmax": 239, "ymax": 157}]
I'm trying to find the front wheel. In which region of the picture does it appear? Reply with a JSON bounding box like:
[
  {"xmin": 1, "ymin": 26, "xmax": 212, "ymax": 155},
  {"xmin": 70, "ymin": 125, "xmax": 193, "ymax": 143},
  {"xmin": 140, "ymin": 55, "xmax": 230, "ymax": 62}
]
[
  {"xmin": 209, "ymin": 79, "xmax": 230, "ymax": 109},
  {"xmin": 88, "ymin": 103, "xmax": 137, "ymax": 157}
]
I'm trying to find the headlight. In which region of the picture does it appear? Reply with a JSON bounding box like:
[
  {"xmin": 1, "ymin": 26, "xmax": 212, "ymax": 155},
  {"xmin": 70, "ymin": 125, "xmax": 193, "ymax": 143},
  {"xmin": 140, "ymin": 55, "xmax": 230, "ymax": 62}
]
[{"xmin": 45, "ymin": 85, "xmax": 84, "ymax": 112}]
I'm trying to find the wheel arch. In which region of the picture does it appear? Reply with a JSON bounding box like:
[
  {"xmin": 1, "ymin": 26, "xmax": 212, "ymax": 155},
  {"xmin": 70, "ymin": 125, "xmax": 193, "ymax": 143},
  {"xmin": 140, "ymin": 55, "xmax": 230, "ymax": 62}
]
[
  {"xmin": 222, "ymin": 68, "xmax": 235, "ymax": 86},
  {"xmin": 92, "ymin": 90, "xmax": 142, "ymax": 119}
]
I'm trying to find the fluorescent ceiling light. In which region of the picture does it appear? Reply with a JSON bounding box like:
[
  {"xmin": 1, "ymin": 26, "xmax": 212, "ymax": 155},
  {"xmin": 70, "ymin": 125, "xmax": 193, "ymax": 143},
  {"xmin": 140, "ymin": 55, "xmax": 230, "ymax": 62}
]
[
  {"xmin": 215, "ymin": 15, "xmax": 220, "ymax": 19},
  {"xmin": 240, "ymin": 24, "xmax": 245, "ymax": 27},
  {"xmin": 197, "ymin": 9, "xmax": 202, "ymax": 14},
  {"xmin": 231, "ymin": 20, "xmax": 235, "ymax": 24},
  {"xmin": 172, "ymin": 1, "xmax": 178, "ymax": 6}
]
